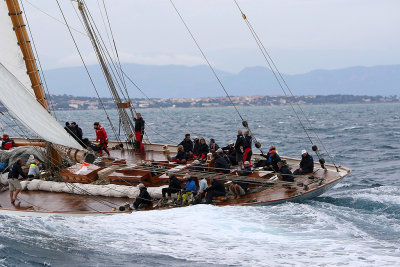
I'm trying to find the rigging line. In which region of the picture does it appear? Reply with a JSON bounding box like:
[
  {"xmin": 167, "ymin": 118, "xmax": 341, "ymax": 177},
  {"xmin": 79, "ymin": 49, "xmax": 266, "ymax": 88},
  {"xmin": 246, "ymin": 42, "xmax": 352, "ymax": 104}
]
[
  {"xmin": 231, "ymin": 0, "xmax": 315, "ymax": 147},
  {"xmin": 168, "ymin": 0, "xmax": 264, "ymax": 153},
  {"xmin": 95, "ymin": 0, "xmax": 123, "ymax": 89},
  {"xmin": 101, "ymin": 0, "xmax": 128, "ymax": 90},
  {"xmin": 232, "ymin": 0, "xmax": 338, "ymax": 169},
  {"xmin": 20, "ymin": 0, "xmax": 57, "ymax": 119},
  {"xmin": 80, "ymin": 4, "xmax": 136, "ymax": 122},
  {"xmin": 169, "ymin": 0, "xmax": 244, "ymax": 122},
  {"xmin": 54, "ymin": 0, "xmax": 122, "ymax": 144},
  {"xmin": 21, "ymin": 0, "xmax": 87, "ymax": 36},
  {"xmin": 121, "ymin": 71, "xmax": 195, "ymax": 136}
]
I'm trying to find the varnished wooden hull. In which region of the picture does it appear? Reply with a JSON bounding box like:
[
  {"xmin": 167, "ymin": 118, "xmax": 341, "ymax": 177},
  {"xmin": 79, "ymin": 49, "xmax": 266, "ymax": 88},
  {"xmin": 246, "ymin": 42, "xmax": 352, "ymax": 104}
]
[{"xmin": 0, "ymin": 140, "xmax": 351, "ymax": 216}]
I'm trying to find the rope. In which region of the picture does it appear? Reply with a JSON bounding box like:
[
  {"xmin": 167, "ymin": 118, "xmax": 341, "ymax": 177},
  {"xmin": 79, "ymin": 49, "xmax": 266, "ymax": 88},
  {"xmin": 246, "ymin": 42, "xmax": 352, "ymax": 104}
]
[
  {"xmin": 233, "ymin": 0, "xmax": 338, "ymax": 170},
  {"xmin": 54, "ymin": 0, "xmax": 122, "ymax": 145},
  {"xmin": 169, "ymin": 0, "xmax": 266, "ymax": 153}
]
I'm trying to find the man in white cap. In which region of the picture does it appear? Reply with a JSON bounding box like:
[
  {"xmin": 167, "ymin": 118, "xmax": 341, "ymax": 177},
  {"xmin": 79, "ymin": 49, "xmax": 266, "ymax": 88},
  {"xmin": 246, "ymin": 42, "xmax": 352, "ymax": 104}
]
[
  {"xmin": 293, "ymin": 149, "xmax": 314, "ymax": 175},
  {"xmin": 133, "ymin": 183, "xmax": 152, "ymax": 209}
]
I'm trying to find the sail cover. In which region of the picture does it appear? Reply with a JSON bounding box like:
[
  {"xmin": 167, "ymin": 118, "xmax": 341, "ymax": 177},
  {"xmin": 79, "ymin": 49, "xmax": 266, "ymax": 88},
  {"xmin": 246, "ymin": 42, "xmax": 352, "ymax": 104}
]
[
  {"xmin": 0, "ymin": 63, "xmax": 82, "ymax": 149},
  {"xmin": 0, "ymin": 1, "xmax": 33, "ymax": 94}
]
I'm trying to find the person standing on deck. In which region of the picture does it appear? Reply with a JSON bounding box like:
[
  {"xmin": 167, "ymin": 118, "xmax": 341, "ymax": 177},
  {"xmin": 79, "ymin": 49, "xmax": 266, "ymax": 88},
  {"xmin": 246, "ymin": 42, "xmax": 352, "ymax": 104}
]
[
  {"xmin": 234, "ymin": 130, "xmax": 245, "ymax": 167},
  {"xmin": 93, "ymin": 122, "xmax": 110, "ymax": 157},
  {"xmin": 8, "ymin": 158, "xmax": 27, "ymax": 203},
  {"xmin": 133, "ymin": 113, "xmax": 145, "ymax": 152},
  {"xmin": 243, "ymin": 130, "xmax": 252, "ymax": 163},
  {"xmin": 70, "ymin": 122, "xmax": 86, "ymax": 148}
]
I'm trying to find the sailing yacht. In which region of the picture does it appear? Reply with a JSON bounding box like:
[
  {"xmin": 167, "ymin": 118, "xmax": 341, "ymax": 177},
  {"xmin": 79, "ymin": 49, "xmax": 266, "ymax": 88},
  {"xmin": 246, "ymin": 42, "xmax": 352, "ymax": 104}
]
[{"xmin": 0, "ymin": 0, "xmax": 351, "ymax": 216}]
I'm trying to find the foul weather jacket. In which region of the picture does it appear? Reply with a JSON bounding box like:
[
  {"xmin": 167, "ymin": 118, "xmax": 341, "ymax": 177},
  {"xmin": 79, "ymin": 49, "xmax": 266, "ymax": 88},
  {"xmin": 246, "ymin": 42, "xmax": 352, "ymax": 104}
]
[
  {"xmin": 169, "ymin": 175, "xmax": 182, "ymax": 191},
  {"xmin": 235, "ymin": 134, "xmax": 244, "ymax": 152},
  {"xmin": 300, "ymin": 154, "xmax": 314, "ymax": 173},
  {"xmin": 198, "ymin": 143, "xmax": 209, "ymax": 156},
  {"xmin": 95, "ymin": 125, "xmax": 108, "ymax": 144},
  {"xmin": 279, "ymin": 165, "xmax": 294, "ymax": 182},
  {"xmin": 205, "ymin": 179, "xmax": 226, "ymax": 195},
  {"xmin": 134, "ymin": 117, "xmax": 145, "ymax": 133},
  {"xmin": 215, "ymin": 156, "xmax": 230, "ymax": 174},
  {"xmin": 179, "ymin": 139, "xmax": 193, "ymax": 153},
  {"xmin": 193, "ymin": 140, "xmax": 200, "ymax": 155}
]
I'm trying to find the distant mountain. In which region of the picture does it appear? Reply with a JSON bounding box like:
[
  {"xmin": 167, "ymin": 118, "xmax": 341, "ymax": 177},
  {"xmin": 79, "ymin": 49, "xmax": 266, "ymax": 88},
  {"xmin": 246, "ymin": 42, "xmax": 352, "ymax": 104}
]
[{"xmin": 43, "ymin": 63, "xmax": 400, "ymax": 98}]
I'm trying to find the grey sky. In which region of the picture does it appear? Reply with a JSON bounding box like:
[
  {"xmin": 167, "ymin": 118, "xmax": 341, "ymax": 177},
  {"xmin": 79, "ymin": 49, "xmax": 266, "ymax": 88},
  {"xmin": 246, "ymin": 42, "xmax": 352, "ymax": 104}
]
[{"xmin": 23, "ymin": 0, "xmax": 400, "ymax": 74}]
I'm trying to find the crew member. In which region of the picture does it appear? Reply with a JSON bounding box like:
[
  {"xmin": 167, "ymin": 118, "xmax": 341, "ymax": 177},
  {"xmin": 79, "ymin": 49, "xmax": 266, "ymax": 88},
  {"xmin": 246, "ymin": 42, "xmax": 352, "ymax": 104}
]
[
  {"xmin": 205, "ymin": 178, "xmax": 226, "ymax": 204},
  {"xmin": 197, "ymin": 137, "xmax": 209, "ymax": 160},
  {"xmin": 8, "ymin": 158, "xmax": 27, "ymax": 203},
  {"xmin": 179, "ymin": 133, "xmax": 193, "ymax": 159},
  {"xmin": 71, "ymin": 122, "xmax": 85, "ymax": 147},
  {"xmin": 94, "ymin": 122, "xmax": 110, "ymax": 157},
  {"xmin": 293, "ymin": 149, "xmax": 314, "ymax": 175},
  {"xmin": 27, "ymin": 160, "xmax": 40, "ymax": 179},
  {"xmin": 213, "ymin": 153, "xmax": 230, "ymax": 174},
  {"xmin": 243, "ymin": 130, "xmax": 252, "ymax": 162},
  {"xmin": 277, "ymin": 161, "xmax": 294, "ymax": 182},
  {"xmin": 177, "ymin": 176, "xmax": 197, "ymax": 203},
  {"xmin": 168, "ymin": 145, "xmax": 187, "ymax": 164},
  {"xmin": 193, "ymin": 136, "xmax": 200, "ymax": 157},
  {"xmin": 2, "ymin": 134, "xmax": 15, "ymax": 150},
  {"xmin": 234, "ymin": 130, "xmax": 245, "ymax": 166},
  {"xmin": 223, "ymin": 141, "xmax": 236, "ymax": 165},
  {"xmin": 209, "ymin": 138, "xmax": 219, "ymax": 153},
  {"xmin": 162, "ymin": 172, "xmax": 182, "ymax": 202},
  {"xmin": 133, "ymin": 183, "xmax": 152, "ymax": 209},
  {"xmin": 133, "ymin": 113, "xmax": 145, "ymax": 152}
]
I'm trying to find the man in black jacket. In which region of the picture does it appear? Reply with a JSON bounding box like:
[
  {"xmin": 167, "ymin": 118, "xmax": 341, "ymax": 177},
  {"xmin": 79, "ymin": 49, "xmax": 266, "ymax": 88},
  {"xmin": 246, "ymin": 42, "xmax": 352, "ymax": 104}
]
[
  {"xmin": 213, "ymin": 153, "xmax": 230, "ymax": 174},
  {"xmin": 162, "ymin": 172, "xmax": 182, "ymax": 201},
  {"xmin": 133, "ymin": 113, "xmax": 145, "ymax": 152},
  {"xmin": 243, "ymin": 130, "xmax": 253, "ymax": 162},
  {"xmin": 179, "ymin": 134, "xmax": 194, "ymax": 159},
  {"xmin": 71, "ymin": 122, "xmax": 86, "ymax": 148},
  {"xmin": 278, "ymin": 161, "xmax": 294, "ymax": 182},
  {"xmin": 8, "ymin": 158, "xmax": 27, "ymax": 203},
  {"xmin": 293, "ymin": 150, "xmax": 314, "ymax": 175},
  {"xmin": 205, "ymin": 178, "xmax": 226, "ymax": 204},
  {"xmin": 234, "ymin": 130, "xmax": 245, "ymax": 166},
  {"xmin": 193, "ymin": 136, "xmax": 200, "ymax": 156},
  {"xmin": 133, "ymin": 183, "xmax": 152, "ymax": 209}
]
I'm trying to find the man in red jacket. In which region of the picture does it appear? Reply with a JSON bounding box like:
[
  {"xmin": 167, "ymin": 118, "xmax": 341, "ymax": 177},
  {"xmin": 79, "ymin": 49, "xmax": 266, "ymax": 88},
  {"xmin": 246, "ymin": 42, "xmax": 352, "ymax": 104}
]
[{"xmin": 93, "ymin": 122, "xmax": 110, "ymax": 157}]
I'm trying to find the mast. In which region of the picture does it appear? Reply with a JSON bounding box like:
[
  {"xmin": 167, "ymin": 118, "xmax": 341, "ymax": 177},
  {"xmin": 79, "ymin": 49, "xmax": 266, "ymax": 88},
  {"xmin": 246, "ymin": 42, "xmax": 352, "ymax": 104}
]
[
  {"xmin": 77, "ymin": 1, "xmax": 135, "ymax": 146},
  {"xmin": 5, "ymin": 0, "xmax": 49, "ymax": 111}
]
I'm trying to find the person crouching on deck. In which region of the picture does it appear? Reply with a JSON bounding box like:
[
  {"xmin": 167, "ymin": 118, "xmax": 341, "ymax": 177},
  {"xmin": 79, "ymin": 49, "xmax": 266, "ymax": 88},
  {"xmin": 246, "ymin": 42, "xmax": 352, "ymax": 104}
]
[
  {"xmin": 8, "ymin": 158, "xmax": 27, "ymax": 204},
  {"xmin": 168, "ymin": 145, "xmax": 187, "ymax": 164},
  {"xmin": 133, "ymin": 183, "xmax": 152, "ymax": 209},
  {"xmin": 205, "ymin": 178, "xmax": 226, "ymax": 204},
  {"xmin": 93, "ymin": 122, "xmax": 110, "ymax": 157},
  {"xmin": 162, "ymin": 172, "xmax": 182, "ymax": 202},
  {"xmin": 133, "ymin": 113, "xmax": 145, "ymax": 152},
  {"xmin": 27, "ymin": 160, "xmax": 40, "ymax": 179},
  {"xmin": 177, "ymin": 176, "xmax": 197, "ymax": 204},
  {"xmin": 1, "ymin": 134, "xmax": 15, "ymax": 150}
]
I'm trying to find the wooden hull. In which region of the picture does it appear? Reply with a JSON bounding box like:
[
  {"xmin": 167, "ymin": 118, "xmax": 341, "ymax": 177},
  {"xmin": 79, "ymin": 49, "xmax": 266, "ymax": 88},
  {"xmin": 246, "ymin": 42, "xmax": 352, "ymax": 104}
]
[{"xmin": 1, "ymin": 140, "xmax": 351, "ymax": 217}]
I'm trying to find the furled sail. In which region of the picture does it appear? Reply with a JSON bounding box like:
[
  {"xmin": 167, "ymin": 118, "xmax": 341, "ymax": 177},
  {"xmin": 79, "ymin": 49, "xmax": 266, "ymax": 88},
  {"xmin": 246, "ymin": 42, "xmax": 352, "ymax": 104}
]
[
  {"xmin": 0, "ymin": 63, "xmax": 82, "ymax": 149},
  {"xmin": 0, "ymin": 1, "xmax": 33, "ymax": 94}
]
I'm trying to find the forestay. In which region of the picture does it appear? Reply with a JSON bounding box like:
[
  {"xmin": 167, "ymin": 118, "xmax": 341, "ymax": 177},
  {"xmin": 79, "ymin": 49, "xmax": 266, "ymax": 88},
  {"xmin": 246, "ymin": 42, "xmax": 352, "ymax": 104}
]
[
  {"xmin": 0, "ymin": 1, "xmax": 32, "ymax": 94},
  {"xmin": 0, "ymin": 63, "xmax": 82, "ymax": 149}
]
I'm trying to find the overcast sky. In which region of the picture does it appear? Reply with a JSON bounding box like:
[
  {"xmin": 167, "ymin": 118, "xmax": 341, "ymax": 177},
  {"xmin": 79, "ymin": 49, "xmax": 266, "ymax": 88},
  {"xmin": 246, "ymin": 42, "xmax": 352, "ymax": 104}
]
[{"xmin": 22, "ymin": 0, "xmax": 400, "ymax": 74}]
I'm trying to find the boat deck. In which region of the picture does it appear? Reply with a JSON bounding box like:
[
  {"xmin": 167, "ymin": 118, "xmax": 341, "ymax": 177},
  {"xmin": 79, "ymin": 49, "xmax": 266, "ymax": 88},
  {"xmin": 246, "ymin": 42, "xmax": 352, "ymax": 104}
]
[{"xmin": 0, "ymin": 144, "xmax": 351, "ymax": 215}]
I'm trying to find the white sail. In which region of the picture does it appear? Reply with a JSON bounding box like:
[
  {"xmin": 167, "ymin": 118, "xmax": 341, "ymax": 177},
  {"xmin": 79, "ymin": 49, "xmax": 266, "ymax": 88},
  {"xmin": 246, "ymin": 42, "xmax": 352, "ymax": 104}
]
[
  {"xmin": 0, "ymin": 63, "xmax": 82, "ymax": 149},
  {"xmin": 0, "ymin": 1, "xmax": 33, "ymax": 94}
]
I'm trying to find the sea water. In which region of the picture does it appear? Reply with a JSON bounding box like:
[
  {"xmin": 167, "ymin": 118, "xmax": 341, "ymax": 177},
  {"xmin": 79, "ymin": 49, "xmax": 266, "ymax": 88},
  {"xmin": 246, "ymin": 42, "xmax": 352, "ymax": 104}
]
[{"xmin": 0, "ymin": 103, "xmax": 399, "ymax": 266}]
